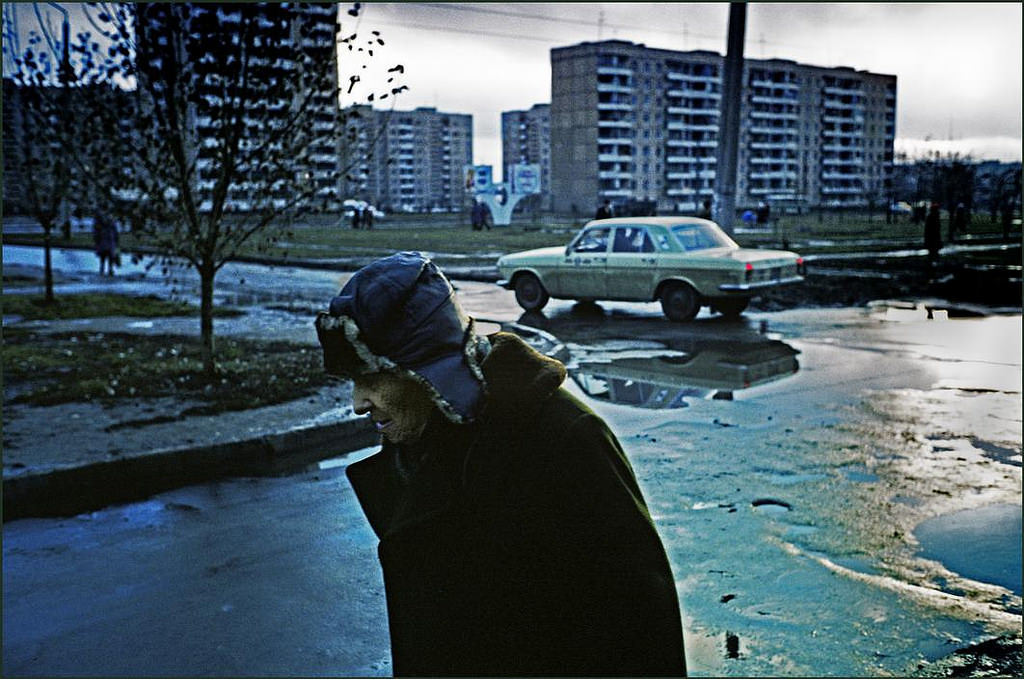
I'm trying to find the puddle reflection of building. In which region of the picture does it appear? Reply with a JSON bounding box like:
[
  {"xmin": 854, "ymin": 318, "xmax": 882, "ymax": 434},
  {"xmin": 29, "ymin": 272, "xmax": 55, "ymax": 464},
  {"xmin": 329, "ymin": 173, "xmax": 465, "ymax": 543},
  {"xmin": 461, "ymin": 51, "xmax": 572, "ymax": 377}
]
[{"xmin": 569, "ymin": 339, "xmax": 800, "ymax": 409}]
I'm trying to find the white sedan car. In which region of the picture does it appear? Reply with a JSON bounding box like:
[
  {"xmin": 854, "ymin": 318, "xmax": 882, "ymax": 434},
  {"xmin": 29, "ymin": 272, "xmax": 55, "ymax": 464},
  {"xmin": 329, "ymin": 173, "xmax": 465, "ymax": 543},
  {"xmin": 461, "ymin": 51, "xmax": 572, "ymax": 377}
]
[{"xmin": 497, "ymin": 217, "xmax": 804, "ymax": 321}]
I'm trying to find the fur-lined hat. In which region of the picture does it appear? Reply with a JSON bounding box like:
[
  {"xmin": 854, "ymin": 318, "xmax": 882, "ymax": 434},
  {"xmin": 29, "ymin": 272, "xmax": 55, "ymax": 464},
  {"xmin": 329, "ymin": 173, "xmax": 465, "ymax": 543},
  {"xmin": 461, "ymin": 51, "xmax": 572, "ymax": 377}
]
[{"xmin": 315, "ymin": 251, "xmax": 489, "ymax": 422}]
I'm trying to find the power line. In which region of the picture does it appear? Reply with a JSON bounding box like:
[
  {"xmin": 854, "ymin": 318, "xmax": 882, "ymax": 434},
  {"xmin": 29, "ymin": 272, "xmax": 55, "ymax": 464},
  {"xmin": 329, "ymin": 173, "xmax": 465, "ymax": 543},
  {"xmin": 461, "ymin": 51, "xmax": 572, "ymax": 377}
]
[
  {"xmin": 417, "ymin": 2, "xmax": 723, "ymax": 43},
  {"xmin": 385, "ymin": 3, "xmax": 828, "ymax": 61}
]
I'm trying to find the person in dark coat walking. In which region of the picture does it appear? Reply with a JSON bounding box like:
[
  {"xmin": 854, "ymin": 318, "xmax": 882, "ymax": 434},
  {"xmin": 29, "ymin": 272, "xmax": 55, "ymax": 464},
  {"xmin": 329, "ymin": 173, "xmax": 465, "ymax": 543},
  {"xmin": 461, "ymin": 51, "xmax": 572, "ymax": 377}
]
[
  {"xmin": 595, "ymin": 198, "xmax": 614, "ymax": 220},
  {"xmin": 315, "ymin": 252, "xmax": 687, "ymax": 677},
  {"xmin": 93, "ymin": 213, "xmax": 119, "ymax": 276},
  {"xmin": 924, "ymin": 202, "xmax": 942, "ymax": 263}
]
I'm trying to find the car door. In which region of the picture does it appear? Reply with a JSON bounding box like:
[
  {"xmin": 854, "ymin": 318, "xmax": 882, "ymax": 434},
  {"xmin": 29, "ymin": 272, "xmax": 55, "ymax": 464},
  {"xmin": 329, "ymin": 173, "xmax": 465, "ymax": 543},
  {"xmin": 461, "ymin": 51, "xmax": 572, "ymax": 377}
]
[
  {"xmin": 606, "ymin": 225, "xmax": 658, "ymax": 300},
  {"xmin": 559, "ymin": 226, "xmax": 609, "ymax": 299}
]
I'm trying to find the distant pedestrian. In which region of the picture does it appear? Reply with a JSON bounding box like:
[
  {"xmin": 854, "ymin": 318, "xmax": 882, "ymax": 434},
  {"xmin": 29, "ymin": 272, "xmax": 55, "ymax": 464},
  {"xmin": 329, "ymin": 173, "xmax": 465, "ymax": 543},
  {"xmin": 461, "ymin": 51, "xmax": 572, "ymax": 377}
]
[
  {"xmin": 93, "ymin": 213, "xmax": 119, "ymax": 276},
  {"xmin": 950, "ymin": 203, "xmax": 967, "ymax": 241},
  {"xmin": 756, "ymin": 201, "xmax": 771, "ymax": 226},
  {"xmin": 697, "ymin": 198, "xmax": 713, "ymax": 220},
  {"xmin": 924, "ymin": 202, "xmax": 942, "ymax": 263},
  {"xmin": 595, "ymin": 199, "xmax": 613, "ymax": 220},
  {"xmin": 351, "ymin": 207, "xmax": 362, "ymax": 230},
  {"xmin": 363, "ymin": 207, "xmax": 374, "ymax": 230},
  {"xmin": 471, "ymin": 199, "xmax": 489, "ymax": 231}
]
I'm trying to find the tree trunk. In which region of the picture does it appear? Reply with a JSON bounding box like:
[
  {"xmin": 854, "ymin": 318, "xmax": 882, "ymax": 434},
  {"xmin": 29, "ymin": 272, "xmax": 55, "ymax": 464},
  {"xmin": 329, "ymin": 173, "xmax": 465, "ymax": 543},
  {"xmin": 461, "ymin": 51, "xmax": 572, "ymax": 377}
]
[
  {"xmin": 42, "ymin": 224, "xmax": 55, "ymax": 305},
  {"xmin": 199, "ymin": 264, "xmax": 217, "ymax": 376}
]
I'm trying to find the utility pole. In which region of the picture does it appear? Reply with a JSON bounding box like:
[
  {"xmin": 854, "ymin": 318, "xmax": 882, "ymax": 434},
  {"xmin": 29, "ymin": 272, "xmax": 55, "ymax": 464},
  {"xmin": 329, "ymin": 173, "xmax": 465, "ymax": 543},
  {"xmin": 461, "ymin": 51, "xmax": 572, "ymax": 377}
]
[{"xmin": 714, "ymin": 2, "xmax": 746, "ymax": 234}]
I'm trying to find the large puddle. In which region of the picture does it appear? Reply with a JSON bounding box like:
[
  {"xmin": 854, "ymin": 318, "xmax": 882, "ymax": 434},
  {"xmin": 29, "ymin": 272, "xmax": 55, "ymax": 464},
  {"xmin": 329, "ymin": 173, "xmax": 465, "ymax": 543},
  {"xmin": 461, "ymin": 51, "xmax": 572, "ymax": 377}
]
[{"xmin": 915, "ymin": 504, "xmax": 1022, "ymax": 596}]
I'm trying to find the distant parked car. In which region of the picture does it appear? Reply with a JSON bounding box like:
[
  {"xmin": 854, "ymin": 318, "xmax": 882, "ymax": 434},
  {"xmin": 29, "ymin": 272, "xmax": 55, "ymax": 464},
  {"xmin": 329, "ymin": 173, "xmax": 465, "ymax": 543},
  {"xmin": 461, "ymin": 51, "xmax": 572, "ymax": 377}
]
[{"xmin": 496, "ymin": 217, "xmax": 805, "ymax": 321}]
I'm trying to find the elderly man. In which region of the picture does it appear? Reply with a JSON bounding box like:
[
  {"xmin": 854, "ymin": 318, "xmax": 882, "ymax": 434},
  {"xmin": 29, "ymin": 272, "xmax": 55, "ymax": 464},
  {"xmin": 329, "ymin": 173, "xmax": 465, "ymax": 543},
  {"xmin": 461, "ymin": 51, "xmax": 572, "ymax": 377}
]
[{"xmin": 315, "ymin": 252, "xmax": 686, "ymax": 676}]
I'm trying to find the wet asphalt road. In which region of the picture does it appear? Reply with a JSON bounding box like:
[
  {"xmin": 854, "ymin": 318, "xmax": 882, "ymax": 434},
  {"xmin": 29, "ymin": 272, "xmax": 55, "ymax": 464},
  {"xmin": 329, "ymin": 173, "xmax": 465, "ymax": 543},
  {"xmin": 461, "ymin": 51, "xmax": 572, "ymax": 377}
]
[{"xmin": 3, "ymin": 245, "xmax": 1021, "ymax": 676}]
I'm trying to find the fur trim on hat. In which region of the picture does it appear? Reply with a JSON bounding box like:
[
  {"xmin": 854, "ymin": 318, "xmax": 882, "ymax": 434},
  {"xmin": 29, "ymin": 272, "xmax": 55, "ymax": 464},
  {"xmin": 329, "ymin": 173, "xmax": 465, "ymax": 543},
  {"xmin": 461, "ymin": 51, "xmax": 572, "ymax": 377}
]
[{"xmin": 315, "ymin": 312, "xmax": 489, "ymax": 424}]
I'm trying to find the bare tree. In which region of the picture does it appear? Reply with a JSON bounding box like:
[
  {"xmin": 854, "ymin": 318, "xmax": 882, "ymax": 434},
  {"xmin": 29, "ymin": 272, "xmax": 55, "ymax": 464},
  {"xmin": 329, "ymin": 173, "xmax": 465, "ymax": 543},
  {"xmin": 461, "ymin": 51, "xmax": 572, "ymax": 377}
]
[
  {"xmin": 72, "ymin": 2, "xmax": 403, "ymax": 375},
  {"xmin": 2, "ymin": 3, "xmax": 81, "ymax": 304}
]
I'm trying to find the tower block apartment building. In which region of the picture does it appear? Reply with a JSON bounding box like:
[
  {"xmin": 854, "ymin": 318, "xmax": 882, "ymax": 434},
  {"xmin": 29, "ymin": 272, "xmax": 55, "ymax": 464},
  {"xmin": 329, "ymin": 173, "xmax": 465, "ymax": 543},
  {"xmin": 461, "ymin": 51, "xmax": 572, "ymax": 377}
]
[
  {"xmin": 550, "ymin": 40, "xmax": 896, "ymax": 215},
  {"xmin": 501, "ymin": 104, "xmax": 552, "ymax": 210},
  {"xmin": 342, "ymin": 105, "xmax": 473, "ymax": 213}
]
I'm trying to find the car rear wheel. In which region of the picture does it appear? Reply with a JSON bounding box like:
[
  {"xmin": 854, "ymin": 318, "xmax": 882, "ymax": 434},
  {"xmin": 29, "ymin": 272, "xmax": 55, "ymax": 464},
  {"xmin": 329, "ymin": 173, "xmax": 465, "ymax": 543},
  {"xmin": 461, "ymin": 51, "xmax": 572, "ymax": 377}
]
[
  {"xmin": 712, "ymin": 298, "xmax": 749, "ymax": 317},
  {"xmin": 514, "ymin": 273, "xmax": 549, "ymax": 311},
  {"xmin": 660, "ymin": 282, "xmax": 700, "ymax": 322}
]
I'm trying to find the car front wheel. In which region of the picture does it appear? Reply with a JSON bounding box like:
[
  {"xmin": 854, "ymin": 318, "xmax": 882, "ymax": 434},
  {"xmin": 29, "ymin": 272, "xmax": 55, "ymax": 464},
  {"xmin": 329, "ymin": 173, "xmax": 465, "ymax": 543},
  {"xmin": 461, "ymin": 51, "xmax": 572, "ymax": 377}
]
[
  {"xmin": 660, "ymin": 282, "xmax": 701, "ymax": 322},
  {"xmin": 514, "ymin": 273, "xmax": 550, "ymax": 311}
]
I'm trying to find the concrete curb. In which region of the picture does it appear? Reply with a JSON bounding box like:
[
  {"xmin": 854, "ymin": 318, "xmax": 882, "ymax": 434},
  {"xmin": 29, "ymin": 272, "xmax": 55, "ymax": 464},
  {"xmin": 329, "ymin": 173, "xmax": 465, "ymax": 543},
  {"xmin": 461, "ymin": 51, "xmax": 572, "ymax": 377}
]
[{"xmin": 3, "ymin": 417, "xmax": 377, "ymax": 522}]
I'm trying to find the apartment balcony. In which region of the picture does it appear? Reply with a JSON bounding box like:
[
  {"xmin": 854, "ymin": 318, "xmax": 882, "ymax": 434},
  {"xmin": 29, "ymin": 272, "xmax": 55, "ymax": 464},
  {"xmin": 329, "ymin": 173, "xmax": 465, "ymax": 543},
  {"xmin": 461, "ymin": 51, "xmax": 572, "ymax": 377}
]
[
  {"xmin": 666, "ymin": 187, "xmax": 697, "ymax": 197},
  {"xmin": 597, "ymin": 137, "xmax": 634, "ymax": 145},
  {"xmin": 598, "ymin": 153, "xmax": 633, "ymax": 162},
  {"xmin": 597, "ymin": 83, "xmax": 633, "ymax": 93},
  {"xmin": 749, "ymin": 141, "xmax": 799, "ymax": 151},
  {"xmin": 667, "ymin": 106, "xmax": 721, "ymax": 116},
  {"xmin": 666, "ymin": 89, "xmax": 720, "ymax": 100},
  {"xmin": 821, "ymin": 171, "xmax": 863, "ymax": 180},
  {"xmin": 823, "ymin": 100, "xmax": 865, "ymax": 111},
  {"xmin": 749, "ymin": 170, "xmax": 798, "ymax": 180},
  {"xmin": 822, "ymin": 157, "xmax": 863, "ymax": 166},
  {"xmin": 750, "ymin": 110, "xmax": 799, "ymax": 120},
  {"xmin": 748, "ymin": 156, "xmax": 796, "ymax": 165},
  {"xmin": 749, "ymin": 125, "xmax": 799, "ymax": 135},
  {"xmin": 820, "ymin": 185, "xmax": 863, "ymax": 195},
  {"xmin": 666, "ymin": 155, "xmax": 698, "ymax": 164},
  {"xmin": 597, "ymin": 66, "xmax": 632, "ymax": 77},
  {"xmin": 821, "ymin": 126, "xmax": 864, "ymax": 138},
  {"xmin": 666, "ymin": 171, "xmax": 697, "ymax": 180},
  {"xmin": 666, "ymin": 72, "xmax": 719, "ymax": 84},
  {"xmin": 666, "ymin": 122, "xmax": 718, "ymax": 132},
  {"xmin": 666, "ymin": 139, "xmax": 716, "ymax": 148},
  {"xmin": 823, "ymin": 85, "xmax": 863, "ymax": 96},
  {"xmin": 598, "ymin": 119, "xmax": 633, "ymax": 128},
  {"xmin": 598, "ymin": 170, "xmax": 633, "ymax": 180},
  {"xmin": 597, "ymin": 102, "xmax": 632, "ymax": 112},
  {"xmin": 750, "ymin": 95, "xmax": 798, "ymax": 107},
  {"xmin": 750, "ymin": 79, "xmax": 799, "ymax": 90}
]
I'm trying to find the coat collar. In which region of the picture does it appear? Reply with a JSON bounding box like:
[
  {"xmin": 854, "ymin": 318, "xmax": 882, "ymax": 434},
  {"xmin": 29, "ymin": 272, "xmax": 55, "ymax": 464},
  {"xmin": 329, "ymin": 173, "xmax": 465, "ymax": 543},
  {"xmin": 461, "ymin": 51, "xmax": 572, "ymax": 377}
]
[
  {"xmin": 346, "ymin": 331, "xmax": 568, "ymax": 540},
  {"xmin": 477, "ymin": 331, "xmax": 567, "ymax": 424}
]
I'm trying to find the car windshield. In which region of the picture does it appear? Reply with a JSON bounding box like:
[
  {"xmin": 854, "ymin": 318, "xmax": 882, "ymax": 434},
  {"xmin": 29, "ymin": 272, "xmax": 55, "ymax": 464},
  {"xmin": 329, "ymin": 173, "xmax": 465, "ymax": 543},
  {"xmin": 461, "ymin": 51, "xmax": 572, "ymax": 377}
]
[
  {"xmin": 670, "ymin": 223, "xmax": 738, "ymax": 251},
  {"xmin": 571, "ymin": 227, "xmax": 610, "ymax": 253}
]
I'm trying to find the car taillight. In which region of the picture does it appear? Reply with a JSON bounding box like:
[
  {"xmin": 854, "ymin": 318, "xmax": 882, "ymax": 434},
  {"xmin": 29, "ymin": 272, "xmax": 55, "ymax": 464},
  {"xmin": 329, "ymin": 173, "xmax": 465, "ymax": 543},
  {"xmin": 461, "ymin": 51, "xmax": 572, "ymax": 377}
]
[
  {"xmin": 745, "ymin": 262, "xmax": 754, "ymax": 282},
  {"xmin": 796, "ymin": 257, "xmax": 806, "ymax": 275}
]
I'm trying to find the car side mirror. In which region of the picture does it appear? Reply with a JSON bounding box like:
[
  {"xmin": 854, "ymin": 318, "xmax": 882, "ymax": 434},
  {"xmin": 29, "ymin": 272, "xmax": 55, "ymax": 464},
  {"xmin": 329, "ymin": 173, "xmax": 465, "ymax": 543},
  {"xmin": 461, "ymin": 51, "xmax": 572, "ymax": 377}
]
[{"xmin": 565, "ymin": 245, "xmax": 573, "ymax": 256}]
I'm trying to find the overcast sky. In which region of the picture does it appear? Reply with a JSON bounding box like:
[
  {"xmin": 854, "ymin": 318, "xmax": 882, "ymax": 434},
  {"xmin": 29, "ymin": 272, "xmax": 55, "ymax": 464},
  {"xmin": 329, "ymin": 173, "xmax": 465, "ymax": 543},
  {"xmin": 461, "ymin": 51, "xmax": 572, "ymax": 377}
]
[
  {"xmin": 342, "ymin": 2, "xmax": 1022, "ymax": 179},
  {"xmin": 9, "ymin": 2, "xmax": 1021, "ymax": 179}
]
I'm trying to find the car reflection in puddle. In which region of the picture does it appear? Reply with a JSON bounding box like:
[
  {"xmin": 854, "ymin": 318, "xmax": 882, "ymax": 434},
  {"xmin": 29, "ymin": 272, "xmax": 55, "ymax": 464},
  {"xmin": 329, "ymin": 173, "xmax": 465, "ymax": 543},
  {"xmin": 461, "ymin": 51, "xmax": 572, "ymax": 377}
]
[{"xmin": 569, "ymin": 337, "xmax": 800, "ymax": 409}]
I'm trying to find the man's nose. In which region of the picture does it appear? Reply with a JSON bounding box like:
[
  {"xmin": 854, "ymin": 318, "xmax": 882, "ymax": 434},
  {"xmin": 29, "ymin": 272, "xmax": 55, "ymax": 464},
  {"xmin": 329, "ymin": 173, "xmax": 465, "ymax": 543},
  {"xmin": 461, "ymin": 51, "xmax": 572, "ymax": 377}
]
[{"xmin": 351, "ymin": 383, "xmax": 372, "ymax": 415}]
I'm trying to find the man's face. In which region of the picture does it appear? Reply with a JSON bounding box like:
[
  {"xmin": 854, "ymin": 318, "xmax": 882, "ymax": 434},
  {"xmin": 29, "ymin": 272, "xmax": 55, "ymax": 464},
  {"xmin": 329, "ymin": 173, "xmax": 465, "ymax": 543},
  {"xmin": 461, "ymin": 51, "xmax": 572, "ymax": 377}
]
[{"xmin": 351, "ymin": 370, "xmax": 438, "ymax": 445}]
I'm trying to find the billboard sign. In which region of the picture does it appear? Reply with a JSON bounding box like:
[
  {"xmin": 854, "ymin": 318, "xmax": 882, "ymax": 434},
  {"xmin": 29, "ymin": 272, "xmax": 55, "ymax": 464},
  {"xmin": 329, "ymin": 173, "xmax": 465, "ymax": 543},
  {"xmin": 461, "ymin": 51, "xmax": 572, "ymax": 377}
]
[
  {"xmin": 464, "ymin": 165, "xmax": 493, "ymax": 193},
  {"xmin": 510, "ymin": 163, "xmax": 541, "ymax": 195}
]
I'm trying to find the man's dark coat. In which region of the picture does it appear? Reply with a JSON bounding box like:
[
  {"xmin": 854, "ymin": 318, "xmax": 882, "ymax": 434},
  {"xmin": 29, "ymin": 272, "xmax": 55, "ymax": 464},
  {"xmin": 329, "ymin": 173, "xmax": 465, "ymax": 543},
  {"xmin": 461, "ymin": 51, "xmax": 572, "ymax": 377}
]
[{"xmin": 347, "ymin": 332, "xmax": 687, "ymax": 676}]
